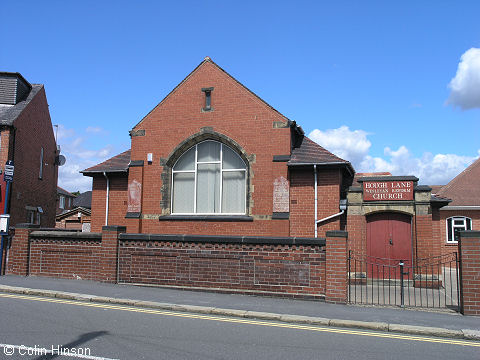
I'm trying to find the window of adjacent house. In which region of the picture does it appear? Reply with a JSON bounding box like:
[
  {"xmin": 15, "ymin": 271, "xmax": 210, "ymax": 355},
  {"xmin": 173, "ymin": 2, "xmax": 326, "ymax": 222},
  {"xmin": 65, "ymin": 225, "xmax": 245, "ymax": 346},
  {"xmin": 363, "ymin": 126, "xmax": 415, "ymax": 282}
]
[
  {"xmin": 59, "ymin": 195, "xmax": 65, "ymax": 209},
  {"xmin": 446, "ymin": 216, "xmax": 472, "ymax": 243},
  {"xmin": 171, "ymin": 140, "xmax": 246, "ymax": 214},
  {"xmin": 39, "ymin": 147, "xmax": 44, "ymax": 179}
]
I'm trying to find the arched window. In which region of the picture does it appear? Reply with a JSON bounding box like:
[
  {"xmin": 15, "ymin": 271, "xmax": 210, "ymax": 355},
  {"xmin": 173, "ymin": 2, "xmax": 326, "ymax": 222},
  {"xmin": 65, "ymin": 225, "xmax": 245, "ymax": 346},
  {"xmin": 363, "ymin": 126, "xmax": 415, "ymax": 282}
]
[
  {"xmin": 172, "ymin": 140, "xmax": 247, "ymax": 214},
  {"xmin": 446, "ymin": 216, "xmax": 472, "ymax": 243}
]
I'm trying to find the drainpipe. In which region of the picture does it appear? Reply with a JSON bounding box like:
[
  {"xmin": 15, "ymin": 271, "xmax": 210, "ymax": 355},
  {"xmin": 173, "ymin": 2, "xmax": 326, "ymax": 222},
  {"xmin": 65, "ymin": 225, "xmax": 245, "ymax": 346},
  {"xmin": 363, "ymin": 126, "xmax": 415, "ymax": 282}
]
[
  {"xmin": 316, "ymin": 209, "xmax": 345, "ymax": 225},
  {"xmin": 103, "ymin": 172, "xmax": 110, "ymax": 226},
  {"xmin": 314, "ymin": 165, "xmax": 318, "ymax": 238}
]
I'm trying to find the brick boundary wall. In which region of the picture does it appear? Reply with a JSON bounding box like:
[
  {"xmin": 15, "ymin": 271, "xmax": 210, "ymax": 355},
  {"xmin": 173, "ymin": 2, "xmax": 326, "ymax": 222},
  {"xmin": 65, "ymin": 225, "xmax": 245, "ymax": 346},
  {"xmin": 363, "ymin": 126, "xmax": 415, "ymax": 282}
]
[
  {"xmin": 325, "ymin": 230, "xmax": 348, "ymax": 304},
  {"xmin": 6, "ymin": 225, "xmax": 351, "ymax": 302},
  {"xmin": 459, "ymin": 231, "xmax": 480, "ymax": 316},
  {"xmin": 118, "ymin": 234, "xmax": 326, "ymax": 298}
]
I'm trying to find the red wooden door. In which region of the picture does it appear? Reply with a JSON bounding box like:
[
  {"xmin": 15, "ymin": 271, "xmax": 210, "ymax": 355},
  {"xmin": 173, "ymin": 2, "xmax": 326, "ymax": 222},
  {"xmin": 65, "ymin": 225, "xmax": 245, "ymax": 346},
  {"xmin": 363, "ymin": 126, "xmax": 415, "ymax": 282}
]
[{"xmin": 367, "ymin": 212, "xmax": 412, "ymax": 277}]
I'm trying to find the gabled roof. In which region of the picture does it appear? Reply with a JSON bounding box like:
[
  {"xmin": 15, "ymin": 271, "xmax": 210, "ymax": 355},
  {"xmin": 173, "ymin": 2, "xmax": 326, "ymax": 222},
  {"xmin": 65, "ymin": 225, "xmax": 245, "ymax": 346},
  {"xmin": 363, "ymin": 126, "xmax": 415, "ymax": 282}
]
[
  {"xmin": 81, "ymin": 150, "xmax": 131, "ymax": 176},
  {"xmin": 57, "ymin": 186, "xmax": 75, "ymax": 197},
  {"xmin": 55, "ymin": 206, "xmax": 91, "ymax": 220},
  {"xmin": 436, "ymin": 157, "xmax": 480, "ymax": 206},
  {"xmin": 287, "ymin": 136, "xmax": 354, "ymax": 174},
  {"xmin": 429, "ymin": 185, "xmax": 444, "ymax": 195},
  {"xmin": 0, "ymin": 84, "xmax": 43, "ymax": 126},
  {"xmin": 73, "ymin": 191, "xmax": 92, "ymax": 208},
  {"xmin": 133, "ymin": 57, "xmax": 290, "ymax": 130}
]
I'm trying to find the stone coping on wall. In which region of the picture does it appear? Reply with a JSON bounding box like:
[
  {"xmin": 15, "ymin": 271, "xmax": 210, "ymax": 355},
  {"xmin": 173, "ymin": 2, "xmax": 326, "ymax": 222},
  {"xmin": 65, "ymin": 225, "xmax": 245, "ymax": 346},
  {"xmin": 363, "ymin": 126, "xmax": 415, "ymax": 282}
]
[
  {"xmin": 30, "ymin": 231, "xmax": 102, "ymax": 240},
  {"xmin": 119, "ymin": 233, "xmax": 326, "ymax": 246}
]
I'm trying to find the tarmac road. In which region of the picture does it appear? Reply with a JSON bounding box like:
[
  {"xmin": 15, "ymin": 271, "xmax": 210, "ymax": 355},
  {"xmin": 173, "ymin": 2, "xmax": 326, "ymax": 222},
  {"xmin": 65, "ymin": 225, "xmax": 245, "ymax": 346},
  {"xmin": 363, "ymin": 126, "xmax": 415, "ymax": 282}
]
[{"xmin": 0, "ymin": 293, "xmax": 478, "ymax": 360}]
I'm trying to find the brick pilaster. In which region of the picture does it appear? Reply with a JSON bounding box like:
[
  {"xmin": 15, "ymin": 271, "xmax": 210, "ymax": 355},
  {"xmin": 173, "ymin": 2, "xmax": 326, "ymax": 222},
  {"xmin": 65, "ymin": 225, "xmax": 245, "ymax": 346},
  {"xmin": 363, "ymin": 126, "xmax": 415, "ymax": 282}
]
[
  {"xmin": 325, "ymin": 230, "xmax": 348, "ymax": 304},
  {"xmin": 459, "ymin": 231, "xmax": 480, "ymax": 316},
  {"xmin": 99, "ymin": 225, "xmax": 125, "ymax": 283},
  {"xmin": 6, "ymin": 223, "xmax": 39, "ymax": 275}
]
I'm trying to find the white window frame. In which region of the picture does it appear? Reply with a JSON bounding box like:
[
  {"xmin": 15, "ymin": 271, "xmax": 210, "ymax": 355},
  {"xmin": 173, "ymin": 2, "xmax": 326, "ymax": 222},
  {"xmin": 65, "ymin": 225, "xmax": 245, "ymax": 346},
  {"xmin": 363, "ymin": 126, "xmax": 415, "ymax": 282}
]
[
  {"xmin": 446, "ymin": 216, "xmax": 472, "ymax": 243},
  {"xmin": 59, "ymin": 195, "xmax": 65, "ymax": 209},
  {"xmin": 171, "ymin": 140, "xmax": 247, "ymax": 215}
]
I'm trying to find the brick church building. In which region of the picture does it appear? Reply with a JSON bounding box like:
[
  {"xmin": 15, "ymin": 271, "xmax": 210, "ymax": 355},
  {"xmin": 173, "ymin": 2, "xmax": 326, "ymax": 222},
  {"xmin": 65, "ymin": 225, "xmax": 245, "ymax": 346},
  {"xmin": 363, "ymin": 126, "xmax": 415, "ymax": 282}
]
[{"xmin": 82, "ymin": 58, "xmax": 465, "ymax": 265}]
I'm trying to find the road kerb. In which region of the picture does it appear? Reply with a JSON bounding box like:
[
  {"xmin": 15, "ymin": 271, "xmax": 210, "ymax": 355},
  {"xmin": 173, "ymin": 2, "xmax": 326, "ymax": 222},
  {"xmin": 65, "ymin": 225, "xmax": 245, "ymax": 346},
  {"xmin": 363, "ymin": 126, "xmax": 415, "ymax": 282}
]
[
  {"xmin": 0, "ymin": 285, "xmax": 477, "ymax": 341},
  {"xmin": 388, "ymin": 324, "xmax": 464, "ymax": 339}
]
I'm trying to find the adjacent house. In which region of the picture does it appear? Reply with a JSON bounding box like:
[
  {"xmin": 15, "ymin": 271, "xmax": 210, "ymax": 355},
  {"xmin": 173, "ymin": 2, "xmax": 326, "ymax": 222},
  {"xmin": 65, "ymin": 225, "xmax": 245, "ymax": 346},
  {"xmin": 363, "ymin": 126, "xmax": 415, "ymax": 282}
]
[
  {"xmin": 0, "ymin": 72, "xmax": 58, "ymax": 227},
  {"xmin": 56, "ymin": 186, "xmax": 75, "ymax": 215},
  {"xmin": 432, "ymin": 158, "xmax": 480, "ymax": 256},
  {"xmin": 55, "ymin": 191, "xmax": 92, "ymax": 231}
]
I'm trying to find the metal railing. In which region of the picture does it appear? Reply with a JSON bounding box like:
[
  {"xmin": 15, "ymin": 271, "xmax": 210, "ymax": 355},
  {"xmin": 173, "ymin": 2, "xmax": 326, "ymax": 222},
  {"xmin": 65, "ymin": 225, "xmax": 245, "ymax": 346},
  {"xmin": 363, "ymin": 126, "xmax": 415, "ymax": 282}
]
[{"xmin": 348, "ymin": 251, "xmax": 460, "ymax": 310}]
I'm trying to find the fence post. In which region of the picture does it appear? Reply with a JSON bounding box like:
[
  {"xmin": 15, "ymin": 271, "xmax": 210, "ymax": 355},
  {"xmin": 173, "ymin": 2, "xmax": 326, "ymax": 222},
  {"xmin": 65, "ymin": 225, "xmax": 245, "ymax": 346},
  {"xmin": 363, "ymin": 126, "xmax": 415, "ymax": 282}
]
[
  {"xmin": 100, "ymin": 225, "xmax": 125, "ymax": 283},
  {"xmin": 458, "ymin": 230, "xmax": 480, "ymax": 316},
  {"xmin": 6, "ymin": 224, "xmax": 39, "ymax": 276},
  {"xmin": 325, "ymin": 230, "xmax": 348, "ymax": 304}
]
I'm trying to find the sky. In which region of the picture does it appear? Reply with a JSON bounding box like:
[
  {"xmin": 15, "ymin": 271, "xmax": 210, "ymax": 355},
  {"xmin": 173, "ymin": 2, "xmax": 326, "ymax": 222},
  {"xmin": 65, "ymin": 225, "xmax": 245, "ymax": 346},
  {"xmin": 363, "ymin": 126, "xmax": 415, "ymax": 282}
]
[{"xmin": 1, "ymin": 1, "xmax": 479, "ymax": 192}]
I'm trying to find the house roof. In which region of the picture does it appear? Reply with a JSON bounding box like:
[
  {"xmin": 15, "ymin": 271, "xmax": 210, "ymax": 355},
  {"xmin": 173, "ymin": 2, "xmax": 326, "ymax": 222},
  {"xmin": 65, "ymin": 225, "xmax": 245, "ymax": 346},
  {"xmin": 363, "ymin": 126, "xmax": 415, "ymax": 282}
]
[
  {"xmin": 436, "ymin": 157, "xmax": 480, "ymax": 206},
  {"xmin": 55, "ymin": 206, "xmax": 91, "ymax": 220},
  {"xmin": 287, "ymin": 136, "xmax": 354, "ymax": 174},
  {"xmin": 57, "ymin": 186, "xmax": 75, "ymax": 197},
  {"xmin": 0, "ymin": 84, "xmax": 43, "ymax": 126},
  {"xmin": 81, "ymin": 149, "xmax": 131, "ymax": 175},
  {"xmin": 73, "ymin": 191, "xmax": 92, "ymax": 209},
  {"xmin": 429, "ymin": 185, "xmax": 444, "ymax": 195}
]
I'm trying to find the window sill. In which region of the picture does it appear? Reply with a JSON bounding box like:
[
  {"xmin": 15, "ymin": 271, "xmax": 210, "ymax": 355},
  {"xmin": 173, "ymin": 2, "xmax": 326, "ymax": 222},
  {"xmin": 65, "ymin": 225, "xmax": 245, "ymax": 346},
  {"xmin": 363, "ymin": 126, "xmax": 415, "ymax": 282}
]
[
  {"xmin": 445, "ymin": 242, "xmax": 458, "ymax": 246},
  {"xmin": 159, "ymin": 215, "xmax": 253, "ymax": 222}
]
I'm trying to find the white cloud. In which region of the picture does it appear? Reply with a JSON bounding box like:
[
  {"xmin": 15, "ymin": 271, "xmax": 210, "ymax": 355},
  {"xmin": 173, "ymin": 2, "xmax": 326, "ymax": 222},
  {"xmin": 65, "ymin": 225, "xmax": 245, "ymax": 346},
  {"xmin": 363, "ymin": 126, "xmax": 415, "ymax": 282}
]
[
  {"xmin": 56, "ymin": 126, "xmax": 115, "ymax": 193},
  {"xmin": 308, "ymin": 127, "xmax": 478, "ymax": 185},
  {"xmin": 86, "ymin": 126, "xmax": 103, "ymax": 134},
  {"xmin": 309, "ymin": 126, "xmax": 371, "ymax": 166},
  {"xmin": 447, "ymin": 48, "xmax": 480, "ymax": 110}
]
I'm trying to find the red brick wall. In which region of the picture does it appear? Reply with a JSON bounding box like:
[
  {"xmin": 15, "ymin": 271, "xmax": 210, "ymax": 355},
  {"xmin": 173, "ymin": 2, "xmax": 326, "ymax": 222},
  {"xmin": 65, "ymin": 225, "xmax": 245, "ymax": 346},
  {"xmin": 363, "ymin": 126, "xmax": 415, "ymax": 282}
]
[
  {"xmin": 325, "ymin": 231, "xmax": 348, "ymax": 303},
  {"xmin": 6, "ymin": 87, "xmax": 58, "ymax": 227},
  {"xmin": 346, "ymin": 215, "xmax": 366, "ymax": 256},
  {"xmin": 458, "ymin": 231, "xmax": 480, "ymax": 316},
  {"xmin": 119, "ymin": 240, "xmax": 326, "ymax": 298},
  {"xmin": 290, "ymin": 168, "xmax": 341, "ymax": 237},
  {"xmin": 29, "ymin": 238, "xmax": 102, "ymax": 280},
  {"xmin": 91, "ymin": 175, "xmax": 128, "ymax": 232}
]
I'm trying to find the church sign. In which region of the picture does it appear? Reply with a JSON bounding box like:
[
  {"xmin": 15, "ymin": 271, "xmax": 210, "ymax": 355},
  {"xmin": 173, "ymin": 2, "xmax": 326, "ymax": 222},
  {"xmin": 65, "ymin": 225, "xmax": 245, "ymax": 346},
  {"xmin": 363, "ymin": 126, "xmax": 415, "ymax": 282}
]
[{"xmin": 363, "ymin": 181, "xmax": 414, "ymax": 201}]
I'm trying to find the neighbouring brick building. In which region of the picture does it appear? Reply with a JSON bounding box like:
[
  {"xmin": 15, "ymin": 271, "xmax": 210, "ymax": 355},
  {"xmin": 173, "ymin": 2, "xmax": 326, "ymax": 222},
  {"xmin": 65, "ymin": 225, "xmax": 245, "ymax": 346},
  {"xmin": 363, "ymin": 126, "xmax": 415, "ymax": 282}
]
[
  {"xmin": 56, "ymin": 186, "xmax": 75, "ymax": 215},
  {"xmin": 0, "ymin": 72, "xmax": 58, "ymax": 227},
  {"xmin": 432, "ymin": 158, "xmax": 480, "ymax": 256},
  {"xmin": 82, "ymin": 57, "xmax": 354, "ymax": 237}
]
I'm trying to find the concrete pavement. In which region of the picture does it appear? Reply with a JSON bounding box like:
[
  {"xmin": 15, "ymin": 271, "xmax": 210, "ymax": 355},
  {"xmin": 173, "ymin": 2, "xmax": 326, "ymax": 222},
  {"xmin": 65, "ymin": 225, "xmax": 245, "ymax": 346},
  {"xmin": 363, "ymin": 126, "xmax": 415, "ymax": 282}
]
[{"xmin": 0, "ymin": 275, "xmax": 478, "ymax": 341}]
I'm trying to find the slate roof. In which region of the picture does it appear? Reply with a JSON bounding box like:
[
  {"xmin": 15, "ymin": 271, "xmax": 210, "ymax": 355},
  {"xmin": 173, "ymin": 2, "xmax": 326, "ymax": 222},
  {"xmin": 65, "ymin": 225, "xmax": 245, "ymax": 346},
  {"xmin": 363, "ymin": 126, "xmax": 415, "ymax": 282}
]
[
  {"xmin": 0, "ymin": 84, "xmax": 43, "ymax": 126},
  {"xmin": 57, "ymin": 186, "xmax": 75, "ymax": 197},
  {"xmin": 81, "ymin": 149, "xmax": 131, "ymax": 175},
  {"xmin": 287, "ymin": 136, "xmax": 354, "ymax": 173},
  {"xmin": 436, "ymin": 158, "xmax": 480, "ymax": 206},
  {"xmin": 73, "ymin": 191, "xmax": 92, "ymax": 209}
]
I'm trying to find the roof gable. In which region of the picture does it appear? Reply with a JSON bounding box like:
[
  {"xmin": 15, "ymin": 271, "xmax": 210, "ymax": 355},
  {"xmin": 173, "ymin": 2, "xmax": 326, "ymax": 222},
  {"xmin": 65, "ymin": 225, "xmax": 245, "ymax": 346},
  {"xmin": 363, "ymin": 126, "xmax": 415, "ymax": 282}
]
[
  {"xmin": 437, "ymin": 158, "xmax": 480, "ymax": 206},
  {"xmin": 132, "ymin": 57, "xmax": 290, "ymax": 130}
]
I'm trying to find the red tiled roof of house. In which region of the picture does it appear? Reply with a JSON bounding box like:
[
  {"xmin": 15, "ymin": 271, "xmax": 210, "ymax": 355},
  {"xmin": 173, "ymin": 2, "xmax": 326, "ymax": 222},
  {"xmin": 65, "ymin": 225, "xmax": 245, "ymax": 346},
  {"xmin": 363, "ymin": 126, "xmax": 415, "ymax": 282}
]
[
  {"xmin": 429, "ymin": 185, "xmax": 444, "ymax": 194},
  {"xmin": 81, "ymin": 149, "xmax": 131, "ymax": 175},
  {"xmin": 57, "ymin": 186, "xmax": 75, "ymax": 197},
  {"xmin": 436, "ymin": 158, "xmax": 480, "ymax": 206},
  {"xmin": 288, "ymin": 137, "xmax": 354, "ymax": 173}
]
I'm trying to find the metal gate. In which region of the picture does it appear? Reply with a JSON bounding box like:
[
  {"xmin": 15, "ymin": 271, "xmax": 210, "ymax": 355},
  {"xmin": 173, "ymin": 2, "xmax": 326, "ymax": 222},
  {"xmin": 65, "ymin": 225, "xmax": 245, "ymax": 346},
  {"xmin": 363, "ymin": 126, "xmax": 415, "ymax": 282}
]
[{"xmin": 348, "ymin": 251, "xmax": 460, "ymax": 310}]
